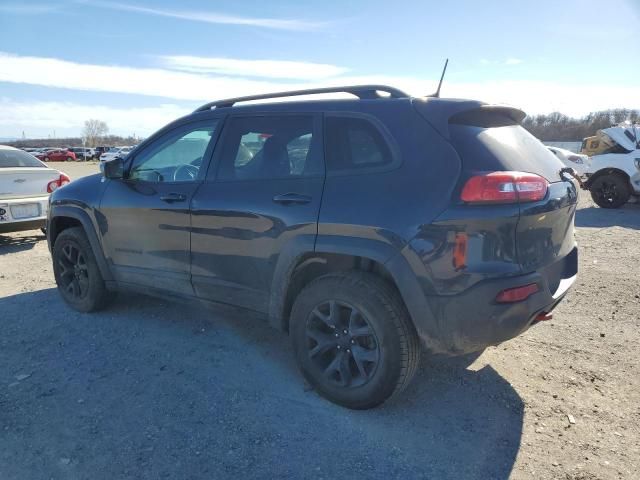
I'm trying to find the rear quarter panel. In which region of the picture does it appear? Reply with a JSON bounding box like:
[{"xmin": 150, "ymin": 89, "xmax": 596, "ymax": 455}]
[{"xmin": 317, "ymin": 100, "xmax": 462, "ymax": 257}]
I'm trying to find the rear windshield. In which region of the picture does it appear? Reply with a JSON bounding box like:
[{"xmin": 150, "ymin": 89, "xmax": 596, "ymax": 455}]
[
  {"xmin": 449, "ymin": 123, "xmax": 563, "ymax": 182},
  {"xmin": 0, "ymin": 150, "xmax": 45, "ymax": 168}
]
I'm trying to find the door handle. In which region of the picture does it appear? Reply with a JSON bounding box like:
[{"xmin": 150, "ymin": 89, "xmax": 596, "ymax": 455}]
[
  {"xmin": 160, "ymin": 192, "xmax": 187, "ymax": 202},
  {"xmin": 272, "ymin": 193, "xmax": 312, "ymax": 205}
]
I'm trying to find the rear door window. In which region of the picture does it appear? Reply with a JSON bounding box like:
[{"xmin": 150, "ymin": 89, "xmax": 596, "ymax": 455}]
[
  {"xmin": 324, "ymin": 115, "xmax": 394, "ymax": 173},
  {"xmin": 215, "ymin": 115, "xmax": 322, "ymax": 181}
]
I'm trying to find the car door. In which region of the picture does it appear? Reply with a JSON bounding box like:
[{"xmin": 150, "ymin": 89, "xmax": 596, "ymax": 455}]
[
  {"xmin": 99, "ymin": 119, "xmax": 221, "ymax": 295},
  {"xmin": 190, "ymin": 113, "xmax": 324, "ymax": 313}
]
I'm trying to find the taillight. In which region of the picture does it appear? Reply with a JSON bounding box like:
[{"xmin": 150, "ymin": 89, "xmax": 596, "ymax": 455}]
[
  {"xmin": 460, "ymin": 171, "xmax": 548, "ymax": 204},
  {"xmin": 495, "ymin": 283, "xmax": 539, "ymax": 303},
  {"xmin": 47, "ymin": 173, "xmax": 71, "ymax": 193}
]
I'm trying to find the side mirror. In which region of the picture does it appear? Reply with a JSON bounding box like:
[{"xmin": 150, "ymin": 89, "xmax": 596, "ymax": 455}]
[{"xmin": 102, "ymin": 157, "xmax": 124, "ymax": 179}]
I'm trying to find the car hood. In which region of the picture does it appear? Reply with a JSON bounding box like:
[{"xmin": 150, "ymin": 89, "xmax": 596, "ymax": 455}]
[{"xmin": 600, "ymin": 126, "xmax": 640, "ymax": 152}]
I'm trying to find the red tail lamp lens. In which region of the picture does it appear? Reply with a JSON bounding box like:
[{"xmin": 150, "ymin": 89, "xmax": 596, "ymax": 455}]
[
  {"xmin": 47, "ymin": 173, "xmax": 71, "ymax": 193},
  {"xmin": 461, "ymin": 172, "xmax": 548, "ymax": 204}
]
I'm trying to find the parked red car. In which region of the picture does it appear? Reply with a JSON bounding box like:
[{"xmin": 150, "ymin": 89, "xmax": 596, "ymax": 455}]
[{"xmin": 37, "ymin": 149, "xmax": 76, "ymax": 162}]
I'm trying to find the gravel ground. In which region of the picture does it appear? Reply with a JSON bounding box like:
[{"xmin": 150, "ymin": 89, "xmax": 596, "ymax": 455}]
[{"xmin": 1, "ymin": 162, "xmax": 638, "ymax": 479}]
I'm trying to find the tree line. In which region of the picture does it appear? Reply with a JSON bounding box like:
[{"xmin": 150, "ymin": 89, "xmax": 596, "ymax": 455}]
[
  {"xmin": 8, "ymin": 119, "xmax": 139, "ymax": 149},
  {"xmin": 7, "ymin": 110, "xmax": 640, "ymax": 148},
  {"xmin": 522, "ymin": 109, "xmax": 640, "ymax": 142}
]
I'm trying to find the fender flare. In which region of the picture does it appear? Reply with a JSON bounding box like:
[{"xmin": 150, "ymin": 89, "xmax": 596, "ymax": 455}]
[
  {"xmin": 48, "ymin": 205, "xmax": 114, "ymax": 282},
  {"xmin": 268, "ymin": 234, "xmax": 439, "ymax": 347},
  {"xmin": 584, "ymin": 168, "xmax": 631, "ymax": 189}
]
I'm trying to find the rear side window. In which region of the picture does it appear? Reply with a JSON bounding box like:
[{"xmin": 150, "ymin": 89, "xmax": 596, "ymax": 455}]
[
  {"xmin": 0, "ymin": 149, "xmax": 45, "ymax": 168},
  {"xmin": 449, "ymin": 123, "xmax": 563, "ymax": 182},
  {"xmin": 325, "ymin": 116, "xmax": 393, "ymax": 172},
  {"xmin": 216, "ymin": 115, "xmax": 321, "ymax": 181}
]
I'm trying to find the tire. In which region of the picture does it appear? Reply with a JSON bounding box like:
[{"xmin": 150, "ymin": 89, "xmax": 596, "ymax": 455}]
[
  {"xmin": 66, "ymin": 157, "xmax": 73, "ymax": 162},
  {"xmin": 40, "ymin": 227, "xmax": 47, "ymax": 236},
  {"xmin": 290, "ymin": 271, "xmax": 420, "ymax": 409},
  {"xmin": 52, "ymin": 227, "xmax": 113, "ymax": 312},
  {"xmin": 590, "ymin": 174, "xmax": 631, "ymax": 208}
]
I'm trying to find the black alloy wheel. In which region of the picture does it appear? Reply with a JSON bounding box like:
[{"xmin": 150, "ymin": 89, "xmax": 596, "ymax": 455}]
[
  {"xmin": 56, "ymin": 243, "xmax": 90, "ymax": 300},
  {"xmin": 305, "ymin": 300, "xmax": 380, "ymax": 388}
]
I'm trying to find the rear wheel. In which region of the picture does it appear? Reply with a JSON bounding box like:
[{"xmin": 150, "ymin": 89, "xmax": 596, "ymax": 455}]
[
  {"xmin": 290, "ymin": 272, "xmax": 420, "ymax": 409},
  {"xmin": 66, "ymin": 156, "xmax": 74, "ymax": 162},
  {"xmin": 590, "ymin": 174, "xmax": 631, "ymax": 208},
  {"xmin": 52, "ymin": 227, "xmax": 113, "ymax": 312}
]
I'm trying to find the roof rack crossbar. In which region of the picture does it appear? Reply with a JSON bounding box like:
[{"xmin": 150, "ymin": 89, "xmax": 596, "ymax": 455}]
[{"xmin": 193, "ymin": 85, "xmax": 409, "ymax": 112}]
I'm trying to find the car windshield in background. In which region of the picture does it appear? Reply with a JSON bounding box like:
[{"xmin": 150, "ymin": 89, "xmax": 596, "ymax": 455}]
[{"xmin": 0, "ymin": 150, "xmax": 46, "ymax": 168}]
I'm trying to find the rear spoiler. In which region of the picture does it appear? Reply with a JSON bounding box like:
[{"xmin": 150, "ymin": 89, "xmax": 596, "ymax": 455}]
[{"xmin": 412, "ymin": 98, "xmax": 526, "ymax": 140}]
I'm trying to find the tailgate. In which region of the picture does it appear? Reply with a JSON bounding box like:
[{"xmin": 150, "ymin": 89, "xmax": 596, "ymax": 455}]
[
  {"xmin": 444, "ymin": 105, "xmax": 578, "ymax": 287},
  {"xmin": 517, "ymin": 179, "xmax": 578, "ymax": 292}
]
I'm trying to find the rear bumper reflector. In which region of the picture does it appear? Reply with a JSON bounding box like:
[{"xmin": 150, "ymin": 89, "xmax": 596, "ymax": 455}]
[{"xmin": 495, "ymin": 283, "xmax": 539, "ymax": 303}]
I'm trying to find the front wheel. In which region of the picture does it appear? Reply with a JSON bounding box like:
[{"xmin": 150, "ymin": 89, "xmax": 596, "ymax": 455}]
[
  {"xmin": 290, "ymin": 272, "xmax": 420, "ymax": 409},
  {"xmin": 590, "ymin": 174, "xmax": 631, "ymax": 208},
  {"xmin": 52, "ymin": 227, "xmax": 114, "ymax": 312}
]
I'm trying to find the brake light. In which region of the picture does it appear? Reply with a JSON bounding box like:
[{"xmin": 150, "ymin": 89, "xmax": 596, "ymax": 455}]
[
  {"xmin": 461, "ymin": 172, "xmax": 548, "ymax": 204},
  {"xmin": 495, "ymin": 283, "xmax": 539, "ymax": 303},
  {"xmin": 47, "ymin": 173, "xmax": 71, "ymax": 193}
]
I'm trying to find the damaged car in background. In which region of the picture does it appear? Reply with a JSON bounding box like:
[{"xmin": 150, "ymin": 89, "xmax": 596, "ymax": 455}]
[{"xmin": 581, "ymin": 124, "xmax": 640, "ymax": 208}]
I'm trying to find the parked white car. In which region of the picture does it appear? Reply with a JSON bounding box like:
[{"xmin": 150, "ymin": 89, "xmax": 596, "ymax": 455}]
[
  {"xmin": 547, "ymin": 146, "xmax": 590, "ymax": 177},
  {"xmin": 0, "ymin": 145, "xmax": 70, "ymax": 234},
  {"xmin": 100, "ymin": 146, "xmax": 132, "ymax": 162},
  {"xmin": 583, "ymin": 125, "xmax": 640, "ymax": 208}
]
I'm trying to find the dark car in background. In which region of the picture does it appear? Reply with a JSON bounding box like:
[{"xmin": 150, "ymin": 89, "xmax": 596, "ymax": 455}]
[
  {"xmin": 69, "ymin": 147, "xmax": 95, "ymax": 161},
  {"xmin": 47, "ymin": 85, "xmax": 578, "ymax": 409},
  {"xmin": 94, "ymin": 146, "xmax": 110, "ymax": 158}
]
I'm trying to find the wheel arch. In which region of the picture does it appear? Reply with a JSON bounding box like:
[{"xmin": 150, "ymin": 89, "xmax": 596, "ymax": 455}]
[
  {"xmin": 585, "ymin": 168, "xmax": 631, "ymax": 188},
  {"xmin": 48, "ymin": 206, "xmax": 114, "ymax": 282},
  {"xmin": 269, "ymin": 235, "xmax": 439, "ymax": 349}
]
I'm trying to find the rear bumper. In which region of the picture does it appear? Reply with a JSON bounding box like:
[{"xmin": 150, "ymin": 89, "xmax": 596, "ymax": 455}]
[
  {"xmin": 419, "ymin": 246, "xmax": 578, "ymax": 355},
  {"xmin": 0, "ymin": 196, "xmax": 49, "ymax": 234}
]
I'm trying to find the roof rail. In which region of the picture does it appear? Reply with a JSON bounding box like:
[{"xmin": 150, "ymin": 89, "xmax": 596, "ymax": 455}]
[{"xmin": 193, "ymin": 85, "xmax": 409, "ymax": 112}]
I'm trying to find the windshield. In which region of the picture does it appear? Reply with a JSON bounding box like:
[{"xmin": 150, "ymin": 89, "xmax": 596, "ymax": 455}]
[
  {"xmin": 0, "ymin": 149, "xmax": 46, "ymax": 168},
  {"xmin": 107, "ymin": 147, "xmax": 119, "ymax": 152}
]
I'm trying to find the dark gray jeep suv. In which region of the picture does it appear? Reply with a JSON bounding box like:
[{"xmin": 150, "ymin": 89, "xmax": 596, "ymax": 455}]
[{"xmin": 47, "ymin": 85, "xmax": 578, "ymax": 409}]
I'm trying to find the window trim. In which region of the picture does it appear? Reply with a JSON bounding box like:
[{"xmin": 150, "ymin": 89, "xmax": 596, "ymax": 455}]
[
  {"xmin": 207, "ymin": 112, "xmax": 324, "ymax": 183},
  {"xmin": 124, "ymin": 117, "xmax": 224, "ymax": 185},
  {"xmin": 323, "ymin": 112, "xmax": 402, "ymax": 177}
]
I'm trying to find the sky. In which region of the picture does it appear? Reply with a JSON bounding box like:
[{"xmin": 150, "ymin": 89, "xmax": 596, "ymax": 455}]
[{"xmin": 0, "ymin": 0, "xmax": 639, "ymax": 139}]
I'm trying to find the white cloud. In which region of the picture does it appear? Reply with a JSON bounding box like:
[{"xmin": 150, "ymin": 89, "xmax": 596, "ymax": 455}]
[
  {"xmin": 159, "ymin": 56, "xmax": 348, "ymax": 80},
  {"xmin": 0, "ymin": 51, "xmax": 293, "ymax": 101},
  {"xmin": 81, "ymin": 0, "xmax": 326, "ymax": 31},
  {"xmin": 0, "ymin": 98, "xmax": 190, "ymax": 137},
  {"xmin": 504, "ymin": 58, "xmax": 524, "ymax": 65}
]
